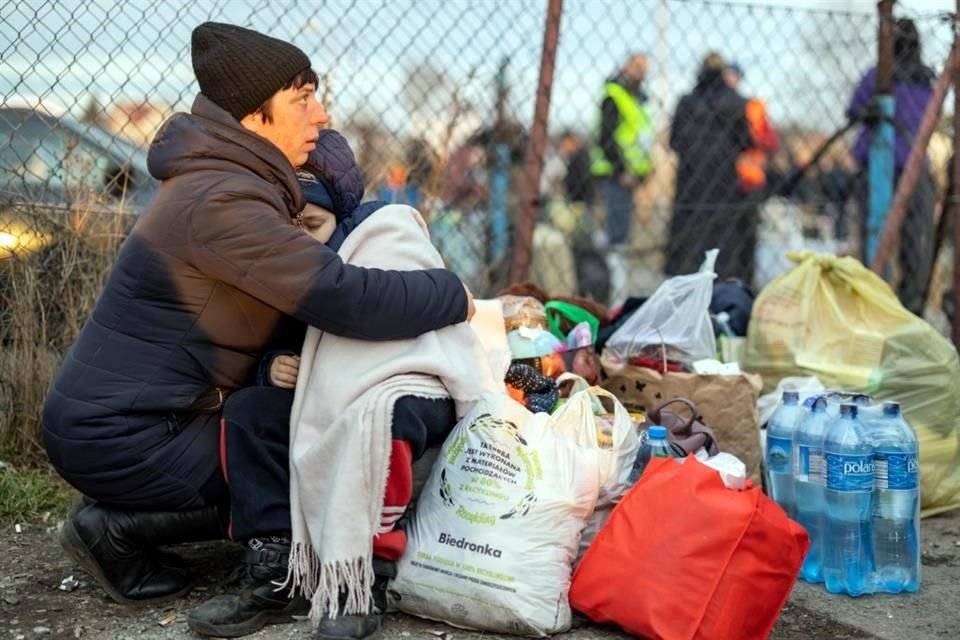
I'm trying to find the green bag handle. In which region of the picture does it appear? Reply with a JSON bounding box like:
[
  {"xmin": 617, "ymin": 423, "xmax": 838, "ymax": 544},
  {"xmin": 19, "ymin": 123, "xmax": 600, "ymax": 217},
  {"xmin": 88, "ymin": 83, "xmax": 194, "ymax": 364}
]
[{"xmin": 545, "ymin": 301, "xmax": 600, "ymax": 343}]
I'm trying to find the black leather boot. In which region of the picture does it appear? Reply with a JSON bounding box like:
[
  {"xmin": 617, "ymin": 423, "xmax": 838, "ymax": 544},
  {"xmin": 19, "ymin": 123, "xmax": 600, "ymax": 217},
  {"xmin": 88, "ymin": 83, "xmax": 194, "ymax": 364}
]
[
  {"xmin": 59, "ymin": 502, "xmax": 224, "ymax": 605},
  {"xmin": 313, "ymin": 558, "xmax": 395, "ymax": 640},
  {"xmin": 187, "ymin": 541, "xmax": 308, "ymax": 638},
  {"xmin": 67, "ymin": 495, "xmax": 192, "ymax": 571},
  {"xmin": 68, "ymin": 496, "xmax": 195, "ymax": 572}
]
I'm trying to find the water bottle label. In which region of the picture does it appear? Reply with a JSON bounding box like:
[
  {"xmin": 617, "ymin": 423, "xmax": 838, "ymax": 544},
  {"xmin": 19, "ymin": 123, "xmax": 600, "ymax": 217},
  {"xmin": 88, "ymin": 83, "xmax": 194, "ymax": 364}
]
[
  {"xmin": 794, "ymin": 445, "xmax": 806, "ymax": 476},
  {"xmin": 874, "ymin": 451, "xmax": 919, "ymax": 490},
  {"xmin": 824, "ymin": 452, "xmax": 874, "ymax": 492},
  {"xmin": 767, "ymin": 435, "xmax": 792, "ymax": 473},
  {"xmin": 795, "ymin": 445, "xmax": 823, "ymax": 484}
]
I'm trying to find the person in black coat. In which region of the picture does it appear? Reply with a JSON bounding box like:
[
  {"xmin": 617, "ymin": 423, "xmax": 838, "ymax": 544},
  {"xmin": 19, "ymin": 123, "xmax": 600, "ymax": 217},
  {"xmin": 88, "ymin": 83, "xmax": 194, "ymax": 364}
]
[
  {"xmin": 44, "ymin": 22, "xmax": 474, "ymax": 635},
  {"xmin": 667, "ymin": 52, "xmax": 754, "ymax": 280}
]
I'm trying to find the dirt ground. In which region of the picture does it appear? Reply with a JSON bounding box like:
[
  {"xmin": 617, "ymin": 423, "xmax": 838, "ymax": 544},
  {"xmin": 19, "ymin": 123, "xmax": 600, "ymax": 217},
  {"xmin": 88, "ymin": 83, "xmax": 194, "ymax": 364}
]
[{"xmin": 2, "ymin": 509, "xmax": 958, "ymax": 640}]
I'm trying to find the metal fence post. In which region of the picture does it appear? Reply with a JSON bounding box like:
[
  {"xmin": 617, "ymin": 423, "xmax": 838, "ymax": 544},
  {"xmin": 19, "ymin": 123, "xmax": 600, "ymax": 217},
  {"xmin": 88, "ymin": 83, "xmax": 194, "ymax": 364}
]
[
  {"xmin": 953, "ymin": 2, "xmax": 960, "ymax": 349},
  {"xmin": 871, "ymin": 48, "xmax": 955, "ymax": 274},
  {"xmin": 490, "ymin": 57, "xmax": 512, "ymax": 267},
  {"xmin": 867, "ymin": 0, "xmax": 895, "ymax": 266},
  {"xmin": 509, "ymin": 0, "xmax": 563, "ymax": 285}
]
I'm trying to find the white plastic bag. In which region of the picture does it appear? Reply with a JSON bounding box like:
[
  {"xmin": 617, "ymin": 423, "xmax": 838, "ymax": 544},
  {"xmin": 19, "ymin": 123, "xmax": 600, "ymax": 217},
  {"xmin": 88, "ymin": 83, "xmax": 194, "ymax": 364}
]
[
  {"xmin": 703, "ymin": 452, "xmax": 748, "ymax": 490},
  {"xmin": 555, "ymin": 371, "xmax": 603, "ymax": 413},
  {"xmin": 606, "ymin": 250, "xmax": 718, "ymax": 363},
  {"xmin": 391, "ymin": 393, "xmax": 600, "ymax": 636},
  {"xmin": 552, "ymin": 380, "xmax": 639, "ymax": 559},
  {"xmin": 754, "ymin": 197, "xmax": 805, "ymax": 292},
  {"xmin": 552, "ymin": 380, "xmax": 638, "ymax": 504}
]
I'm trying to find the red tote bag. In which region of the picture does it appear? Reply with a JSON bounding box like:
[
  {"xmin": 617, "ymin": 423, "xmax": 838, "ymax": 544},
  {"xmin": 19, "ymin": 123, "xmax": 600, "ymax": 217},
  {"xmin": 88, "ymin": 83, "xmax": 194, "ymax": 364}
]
[{"xmin": 569, "ymin": 457, "xmax": 808, "ymax": 640}]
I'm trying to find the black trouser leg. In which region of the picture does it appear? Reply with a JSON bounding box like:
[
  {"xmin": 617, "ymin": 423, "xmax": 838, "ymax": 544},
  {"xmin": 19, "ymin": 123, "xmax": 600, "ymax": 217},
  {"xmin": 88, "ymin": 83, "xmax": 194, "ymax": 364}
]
[
  {"xmin": 897, "ymin": 170, "xmax": 935, "ymax": 315},
  {"xmin": 220, "ymin": 386, "xmax": 294, "ymax": 541}
]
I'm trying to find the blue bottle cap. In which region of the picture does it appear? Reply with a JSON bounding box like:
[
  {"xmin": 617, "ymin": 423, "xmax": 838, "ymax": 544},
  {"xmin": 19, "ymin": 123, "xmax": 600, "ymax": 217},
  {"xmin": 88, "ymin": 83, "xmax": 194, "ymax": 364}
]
[
  {"xmin": 811, "ymin": 396, "xmax": 827, "ymax": 413},
  {"xmin": 840, "ymin": 403, "xmax": 858, "ymax": 419},
  {"xmin": 853, "ymin": 394, "xmax": 872, "ymax": 406},
  {"xmin": 648, "ymin": 425, "xmax": 668, "ymax": 439},
  {"xmin": 882, "ymin": 401, "xmax": 901, "ymax": 417},
  {"xmin": 782, "ymin": 390, "xmax": 799, "ymax": 404}
]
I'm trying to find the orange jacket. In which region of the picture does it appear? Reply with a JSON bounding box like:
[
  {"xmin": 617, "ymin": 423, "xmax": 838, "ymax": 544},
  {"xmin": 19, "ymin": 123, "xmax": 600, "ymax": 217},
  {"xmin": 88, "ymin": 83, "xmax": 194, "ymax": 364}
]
[{"xmin": 737, "ymin": 98, "xmax": 779, "ymax": 193}]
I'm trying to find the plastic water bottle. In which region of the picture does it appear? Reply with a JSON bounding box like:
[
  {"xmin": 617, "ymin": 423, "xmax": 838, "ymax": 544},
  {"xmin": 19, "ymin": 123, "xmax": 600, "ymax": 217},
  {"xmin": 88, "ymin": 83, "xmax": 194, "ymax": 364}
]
[
  {"xmin": 629, "ymin": 425, "xmax": 672, "ymax": 482},
  {"xmin": 869, "ymin": 402, "xmax": 920, "ymax": 593},
  {"xmin": 766, "ymin": 390, "xmax": 804, "ymax": 517},
  {"xmin": 823, "ymin": 392, "xmax": 873, "ymax": 419},
  {"xmin": 792, "ymin": 396, "xmax": 831, "ymax": 583},
  {"xmin": 823, "ymin": 403, "xmax": 874, "ymax": 596}
]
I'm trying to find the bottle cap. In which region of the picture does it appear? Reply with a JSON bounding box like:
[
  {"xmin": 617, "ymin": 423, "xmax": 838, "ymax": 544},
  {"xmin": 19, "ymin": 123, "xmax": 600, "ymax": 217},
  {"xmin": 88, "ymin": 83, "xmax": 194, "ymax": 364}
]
[
  {"xmin": 840, "ymin": 403, "xmax": 858, "ymax": 419},
  {"xmin": 883, "ymin": 401, "xmax": 901, "ymax": 417},
  {"xmin": 782, "ymin": 390, "xmax": 799, "ymax": 404},
  {"xmin": 648, "ymin": 425, "xmax": 668, "ymax": 439}
]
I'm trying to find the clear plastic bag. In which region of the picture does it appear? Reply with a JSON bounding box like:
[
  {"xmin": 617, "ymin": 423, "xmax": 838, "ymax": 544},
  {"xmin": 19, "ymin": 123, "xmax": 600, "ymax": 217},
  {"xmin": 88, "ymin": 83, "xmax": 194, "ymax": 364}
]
[{"xmin": 606, "ymin": 250, "xmax": 718, "ymax": 364}]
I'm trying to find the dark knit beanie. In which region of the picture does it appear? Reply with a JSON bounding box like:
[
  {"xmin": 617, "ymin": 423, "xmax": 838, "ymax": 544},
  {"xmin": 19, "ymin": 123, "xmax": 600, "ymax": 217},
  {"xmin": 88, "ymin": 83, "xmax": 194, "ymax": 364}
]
[{"xmin": 191, "ymin": 22, "xmax": 312, "ymax": 121}]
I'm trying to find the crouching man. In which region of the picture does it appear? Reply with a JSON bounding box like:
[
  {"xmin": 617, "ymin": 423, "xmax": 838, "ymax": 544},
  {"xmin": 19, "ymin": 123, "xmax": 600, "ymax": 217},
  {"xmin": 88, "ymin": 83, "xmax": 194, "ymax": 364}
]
[{"xmin": 43, "ymin": 20, "xmax": 474, "ymax": 637}]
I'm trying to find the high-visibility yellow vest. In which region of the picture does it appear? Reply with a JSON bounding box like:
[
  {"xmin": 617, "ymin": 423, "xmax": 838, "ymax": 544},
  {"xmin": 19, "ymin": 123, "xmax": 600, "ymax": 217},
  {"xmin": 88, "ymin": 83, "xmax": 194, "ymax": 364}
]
[{"xmin": 590, "ymin": 82, "xmax": 654, "ymax": 177}]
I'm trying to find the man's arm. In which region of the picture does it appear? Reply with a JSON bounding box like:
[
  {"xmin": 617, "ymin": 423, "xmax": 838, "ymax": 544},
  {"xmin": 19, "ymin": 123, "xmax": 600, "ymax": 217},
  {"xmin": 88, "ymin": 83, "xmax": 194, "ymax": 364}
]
[
  {"xmin": 598, "ymin": 96, "xmax": 625, "ymax": 177},
  {"xmin": 847, "ymin": 68, "xmax": 876, "ymax": 122},
  {"xmin": 732, "ymin": 97, "xmax": 753, "ymax": 152},
  {"xmin": 326, "ymin": 200, "xmax": 386, "ymax": 251},
  {"xmin": 669, "ymin": 97, "xmax": 688, "ymax": 154},
  {"xmin": 190, "ymin": 189, "xmax": 468, "ymax": 340},
  {"xmin": 747, "ymin": 99, "xmax": 779, "ymax": 153}
]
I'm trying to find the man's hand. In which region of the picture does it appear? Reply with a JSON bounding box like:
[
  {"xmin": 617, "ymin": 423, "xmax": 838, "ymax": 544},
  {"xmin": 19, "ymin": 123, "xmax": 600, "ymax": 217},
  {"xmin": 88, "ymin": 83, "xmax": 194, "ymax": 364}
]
[
  {"xmin": 463, "ymin": 283, "xmax": 476, "ymax": 322},
  {"xmin": 269, "ymin": 355, "xmax": 300, "ymax": 389}
]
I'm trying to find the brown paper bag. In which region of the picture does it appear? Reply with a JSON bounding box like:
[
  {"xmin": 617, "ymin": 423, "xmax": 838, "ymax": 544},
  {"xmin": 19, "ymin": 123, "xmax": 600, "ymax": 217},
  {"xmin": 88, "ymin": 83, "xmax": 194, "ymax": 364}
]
[{"xmin": 600, "ymin": 350, "xmax": 764, "ymax": 480}]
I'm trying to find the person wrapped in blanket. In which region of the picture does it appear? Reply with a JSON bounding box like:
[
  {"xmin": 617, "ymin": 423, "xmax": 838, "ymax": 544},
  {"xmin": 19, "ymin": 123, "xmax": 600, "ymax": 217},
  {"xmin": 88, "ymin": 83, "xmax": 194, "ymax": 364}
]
[{"xmin": 188, "ymin": 130, "xmax": 456, "ymax": 639}]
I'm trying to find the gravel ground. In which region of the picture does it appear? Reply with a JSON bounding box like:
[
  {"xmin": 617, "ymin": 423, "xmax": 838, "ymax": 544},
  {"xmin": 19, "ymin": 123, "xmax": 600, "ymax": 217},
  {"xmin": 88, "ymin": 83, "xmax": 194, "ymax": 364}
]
[{"xmin": 2, "ymin": 509, "xmax": 957, "ymax": 640}]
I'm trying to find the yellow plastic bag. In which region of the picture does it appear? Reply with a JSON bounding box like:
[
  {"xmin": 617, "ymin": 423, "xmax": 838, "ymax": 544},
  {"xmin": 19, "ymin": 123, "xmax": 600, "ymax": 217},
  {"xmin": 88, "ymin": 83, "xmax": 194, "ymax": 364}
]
[{"xmin": 745, "ymin": 251, "xmax": 960, "ymax": 515}]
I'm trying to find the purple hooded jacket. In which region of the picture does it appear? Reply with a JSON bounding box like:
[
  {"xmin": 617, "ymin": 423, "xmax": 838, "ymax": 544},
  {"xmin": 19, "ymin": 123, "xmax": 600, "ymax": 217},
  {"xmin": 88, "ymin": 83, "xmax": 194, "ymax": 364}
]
[{"xmin": 847, "ymin": 66, "xmax": 933, "ymax": 171}]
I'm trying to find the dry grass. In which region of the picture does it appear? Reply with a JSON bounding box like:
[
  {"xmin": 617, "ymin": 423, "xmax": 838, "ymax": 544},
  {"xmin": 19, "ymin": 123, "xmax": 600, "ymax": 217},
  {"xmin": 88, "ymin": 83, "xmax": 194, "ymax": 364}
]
[{"xmin": 0, "ymin": 197, "xmax": 126, "ymax": 463}]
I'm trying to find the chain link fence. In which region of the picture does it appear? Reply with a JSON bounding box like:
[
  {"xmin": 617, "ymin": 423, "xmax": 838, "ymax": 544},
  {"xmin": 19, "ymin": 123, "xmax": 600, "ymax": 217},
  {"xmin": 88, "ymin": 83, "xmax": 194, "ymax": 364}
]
[{"xmin": 0, "ymin": 0, "xmax": 956, "ymax": 455}]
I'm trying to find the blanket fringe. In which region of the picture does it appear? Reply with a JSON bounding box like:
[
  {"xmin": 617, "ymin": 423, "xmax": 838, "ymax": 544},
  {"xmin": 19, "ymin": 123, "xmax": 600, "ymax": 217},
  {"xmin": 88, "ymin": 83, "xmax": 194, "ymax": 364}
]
[
  {"xmin": 309, "ymin": 555, "xmax": 375, "ymax": 624},
  {"xmin": 282, "ymin": 541, "xmax": 320, "ymax": 599},
  {"xmin": 288, "ymin": 375, "xmax": 453, "ymax": 626},
  {"xmin": 283, "ymin": 544, "xmax": 375, "ymax": 623}
]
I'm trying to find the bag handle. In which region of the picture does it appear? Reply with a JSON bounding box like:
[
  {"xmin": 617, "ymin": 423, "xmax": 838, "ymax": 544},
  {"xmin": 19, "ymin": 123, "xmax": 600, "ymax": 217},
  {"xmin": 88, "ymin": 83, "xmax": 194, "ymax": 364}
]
[
  {"xmin": 555, "ymin": 380, "xmax": 634, "ymax": 448},
  {"xmin": 581, "ymin": 385, "xmax": 635, "ymax": 448},
  {"xmin": 648, "ymin": 397, "xmax": 697, "ymax": 432},
  {"xmin": 620, "ymin": 325, "xmax": 669, "ymax": 374},
  {"xmin": 648, "ymin": 398, "xmax": 721, "ymax": 457},
  {"xmin": 545, "ymin": 301, "xmax": 599, "ymax": 342},
  {"xmin": 556, "ymin": 371, "xmax": 590, "ymax": 394},
  {"xmin": 557, "ymin": 372, "xmax": 605, "ymax": 414}
]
